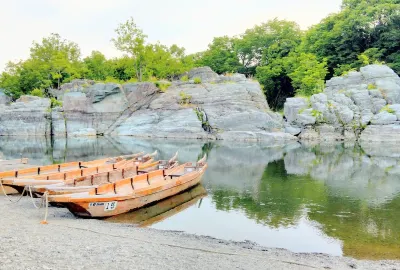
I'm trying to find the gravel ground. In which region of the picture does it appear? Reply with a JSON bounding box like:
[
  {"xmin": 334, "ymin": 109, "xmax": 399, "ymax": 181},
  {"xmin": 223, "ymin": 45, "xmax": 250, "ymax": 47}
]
[{"xmin": 0, "ymin": 196, "xmax": 399, "ymax": 270}]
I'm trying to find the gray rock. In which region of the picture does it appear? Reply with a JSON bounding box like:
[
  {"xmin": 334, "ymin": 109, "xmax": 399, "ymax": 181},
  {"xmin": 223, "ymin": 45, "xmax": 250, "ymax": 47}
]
[
  {"xmin": 349, "ymin": 89, "xmax": 373, "ymax": 111},
  {"xmin": 285, "ymin": 125, "xmax": 302, "ymax": 136},
  {"xmin": 87, "ymin": 83, "xmax": 121, "ymax": 103},
  {"xmin": 360, "ymin": 64, "xmax": 399, "ymax": 80},
  {"xmin": 113, "ymin": 77, "xmax": 284, "ymax": 140},
  {"xmin": 360, "ymin": 125, "xmax": 400, "ymax": 142},
  {"xmin": 111, "ymin": 109, "xmax": 209, "ymax": 139},
  {"xmin": 283, "ymin": 64, "xmax": 400, "ymax": 142},
  {"xmin": 372, "ymin": 97, "xmax": 387, "ymax": 113},
  {"xmin": 298, "ymin": 127, "xmax": 319, "ymax": 140},
  {"xmin": 0, "ymin": 96, "xmax": 51, "ymax": 136},
  {"xmin": 360, "ymin": 109, "xmax": 374, "ymax": 125},
  {"xmin": 284, "ymin": 98, "xmax": 309, "ymax": 123},
  {"xmin": 51, "ymin": 108, "xmax": 66, "ymax": 137},
  {"xmin": 0, "ymin": 89, "xmax": 11, "ymax": 105},
  {"xmin": 188, "ymin": 67, "xmax": 219, "ymax": 82},
  {"xmin": 388, "ymin": 104, "xmax": 400, "ymax": 120},
  {"xmin": 371, "ymin": 111, "xmax": 397, "ymax": 125},
  {"xmin": 335, "ymin": 104, "xmax": 354, "ymax": 124},
  {"xmin": 295, "ymin": 108, "xmax": 316, "ymax": 126},
  {"xmin": 376, "ymin": 79, "xmax": 400, "ymax": 104}
]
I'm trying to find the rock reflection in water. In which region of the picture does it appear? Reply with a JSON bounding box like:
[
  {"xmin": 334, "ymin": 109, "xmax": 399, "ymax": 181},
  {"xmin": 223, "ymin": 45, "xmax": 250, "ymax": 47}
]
[{"xmin": 0, "ymin": 136, "xmax": 399, "ymax": 259}]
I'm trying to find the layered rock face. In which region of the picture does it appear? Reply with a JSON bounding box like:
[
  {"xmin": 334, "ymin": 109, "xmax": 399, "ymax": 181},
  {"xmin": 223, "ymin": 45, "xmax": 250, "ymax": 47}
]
[
  {"xmin": 0, "ymin": 96, "xmax": 51, "ymax": 136},
  {"xmin": 111, "ymin": 67, "xmax": 291, "ymax": 142},
  {"xmin": 49, "ymin": 67, "xmax": 294, "ymax": 143},
  {"xmin": 0, "ymin": 67, "xmax": 294, "ymax": 143},
  {"xmin": 284, "ymin": 65, "xmax": 400, "ymax": 142}
]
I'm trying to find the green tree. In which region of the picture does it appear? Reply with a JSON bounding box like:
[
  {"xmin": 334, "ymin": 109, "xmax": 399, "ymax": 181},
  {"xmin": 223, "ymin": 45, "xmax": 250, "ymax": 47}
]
[
  {"xmin": 112, "ymin": 18, "xmax": 148, "ymax": 81},
  {"xmin": 236, "ymin": 19, "xmax": 303, "ymax": 75},
  {"xmin": 0, "ymin": 62, "xmax": 23, "ymax": 99},
  {"xmin": 303, "ymin": 0, "xmax": 400, "ymax": 76},
  {"xmin": 30, "ymin": 33, "xmax": 82, "ymax": 89},
  {"xmin": 198, "ymin": 36, "xmax": 242, "ymax": 74},
  {"xmin": 83, "ymin": 51, "xmax": 112, "ymax": 81},
  {"xmin": 256, "ymin": 52, "xmax": 327, "ymax": 109}
]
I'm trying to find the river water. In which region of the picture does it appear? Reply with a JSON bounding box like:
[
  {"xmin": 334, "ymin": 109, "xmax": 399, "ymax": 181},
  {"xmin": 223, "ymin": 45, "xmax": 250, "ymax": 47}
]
[{"xmin": 1, "ymin": 136, "xmax": 400, "ymax": 260}]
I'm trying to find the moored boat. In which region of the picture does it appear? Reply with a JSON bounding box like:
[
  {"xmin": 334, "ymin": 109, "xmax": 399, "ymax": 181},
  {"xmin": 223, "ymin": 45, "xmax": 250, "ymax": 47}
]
[
  {"xmin": 0, "ymin": 152, "xmax": 155, "ymax": 194},
  {"xmin": 48, "ymin": 156, "xmax": 208, "ymax": 218}
]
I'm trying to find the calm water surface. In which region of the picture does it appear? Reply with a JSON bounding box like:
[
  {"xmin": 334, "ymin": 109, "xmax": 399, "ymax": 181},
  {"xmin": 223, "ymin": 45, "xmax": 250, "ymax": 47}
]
[{"xmin": 1, "ymin": 136, "xmax": 400, "ymax": 260}]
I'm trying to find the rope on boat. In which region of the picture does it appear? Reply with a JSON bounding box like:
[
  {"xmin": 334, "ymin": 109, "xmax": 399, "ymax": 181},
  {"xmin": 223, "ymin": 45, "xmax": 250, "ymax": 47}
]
[
  {"xmin": 26, "ymin": 185, "xmax": 49, "ymax": 224},
  {"xmin": 40, "ymin": 191, "xmax": 49, "ymax": 225},
  {"xmin": 0, "ymin": 180, "xmax": 27, "ymax": 204},
  {"xmin": 27, "ymin": 185, "xmax": 44, "ymax": 209}
]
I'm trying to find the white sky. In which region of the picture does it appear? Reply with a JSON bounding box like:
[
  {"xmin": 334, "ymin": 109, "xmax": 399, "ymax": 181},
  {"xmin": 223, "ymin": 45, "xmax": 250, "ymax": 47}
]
[{"xmin": 0, "ymin": 0, "xmax": 342, "ymax": 72}]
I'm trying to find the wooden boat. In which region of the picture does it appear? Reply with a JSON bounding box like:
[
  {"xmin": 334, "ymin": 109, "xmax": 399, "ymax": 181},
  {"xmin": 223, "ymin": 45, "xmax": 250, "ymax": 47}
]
[
  {"xmin": 33, "ymin": 153, "xmax": 179, "ymax": 196},
  {"xmin": 48, "ymin": 156, "xmax": 208, "ymax": 218},
  {"xmin": 106, "ymin": 184, "xmax": 206, "ymax": 227},
  {"xmin": 0, "ymin": 152, "xmax": 155, "ymax": 194}
]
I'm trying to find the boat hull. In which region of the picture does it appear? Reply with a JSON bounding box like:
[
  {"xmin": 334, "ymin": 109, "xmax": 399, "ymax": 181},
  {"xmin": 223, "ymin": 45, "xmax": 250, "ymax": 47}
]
[{"xmin": 63, "ymin": 172, "xmax": 205, "ymax": 218}]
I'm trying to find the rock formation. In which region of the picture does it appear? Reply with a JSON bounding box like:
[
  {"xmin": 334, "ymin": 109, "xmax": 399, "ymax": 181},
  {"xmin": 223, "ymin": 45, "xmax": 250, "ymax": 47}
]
[
  {"xmin": 0, "ymin": 96, "xmax": 51, "ymax": 136},
  {"xmin": 0, "ymin": 67, "xmax": 294, "ymax": 144},
  {"xmin": 284, "ymin": 65, "xmax": 400, "ymax": 142}
]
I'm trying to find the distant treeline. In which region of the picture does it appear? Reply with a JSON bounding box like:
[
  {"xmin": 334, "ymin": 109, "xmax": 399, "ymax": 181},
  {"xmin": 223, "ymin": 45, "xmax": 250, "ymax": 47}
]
[{"xmin": 0, "ymin": 0, "xmax": 399, "ymax": 109}]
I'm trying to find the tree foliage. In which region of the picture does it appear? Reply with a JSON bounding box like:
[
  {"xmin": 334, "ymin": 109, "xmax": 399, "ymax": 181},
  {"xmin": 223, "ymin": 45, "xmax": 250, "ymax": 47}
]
[
  {"xmin": 0, "ymin": 18, "xmax": 195, "ymax": 99},
  {"xmin": 303, "ymin": 0, "xmax": 400, "ymax": 76},
  {"xmin": 197, "ymin": 36, "xmax": 241, "ymax": 74}
]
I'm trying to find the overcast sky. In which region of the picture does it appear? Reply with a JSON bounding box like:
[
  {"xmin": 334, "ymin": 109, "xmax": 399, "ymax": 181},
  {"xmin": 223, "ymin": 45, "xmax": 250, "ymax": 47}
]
[{"xmin": 0, "ymin": 0, "xmax": 342, "ymax": 72}]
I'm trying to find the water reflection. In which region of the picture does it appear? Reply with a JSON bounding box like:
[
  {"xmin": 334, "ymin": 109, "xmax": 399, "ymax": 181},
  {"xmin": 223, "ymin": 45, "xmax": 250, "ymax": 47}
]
[
  {"xmin": 107, "ymin": 185, "xmax": 206, "ymax": 227},
  {"xmin": 0, "ymin": 136, "xmax": 399, "ymax": 259}
]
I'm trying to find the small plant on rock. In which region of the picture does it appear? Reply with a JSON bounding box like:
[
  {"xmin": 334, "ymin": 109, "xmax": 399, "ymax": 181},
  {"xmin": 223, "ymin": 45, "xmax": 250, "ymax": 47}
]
[
  {"xmin": 180, "ymin": 75, "xmax": 189, "ymax": 82},
  {"xmin": 155, "ymin": 81, "xmax": 171, "ymax": 93},
  {"xmin": 179, "ymin": 91, "xmax": 192, "ymax": 105},
  {"xmin": 311, "ymin": 109, "xmax": 324, "ymax": 122},
  {"xmin": 380, "ymin": 105, "xmax": 395, "ymax": 114},
  {"xmin": 50, "ymin": 97, "xmax": 63, "ymax": 108},
  {"xmin": 368, "ymin": 83, "xmax": 377, "ymax": 90},
  {"xmin": 193, "ymin": 77, "xmax": 202, "ymax": 84},
  {"xmin": 30, "ymin": 88, "xmax": 44, "ymax": 97}
]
